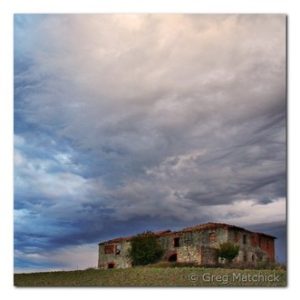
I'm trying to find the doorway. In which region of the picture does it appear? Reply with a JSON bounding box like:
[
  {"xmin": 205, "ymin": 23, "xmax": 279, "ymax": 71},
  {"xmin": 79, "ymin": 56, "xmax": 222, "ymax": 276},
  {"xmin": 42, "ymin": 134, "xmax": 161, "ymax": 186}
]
[{"xmin": 168, "ymin": 253, "xmax": 177, "ymax": 262}]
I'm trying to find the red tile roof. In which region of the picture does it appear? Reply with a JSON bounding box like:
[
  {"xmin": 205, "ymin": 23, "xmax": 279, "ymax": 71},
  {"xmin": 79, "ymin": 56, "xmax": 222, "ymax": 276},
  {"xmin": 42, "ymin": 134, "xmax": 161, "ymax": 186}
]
[
  {"xmin": 180, "ymin": 222, "xmax": 252, "ymax": 233},
  {"xmin": 181, "ymin": 222, "xmax": 276, "ymax": 238},
  {"xmin": 99, "ymin": 222, "xmax": 275, "ymax": 244}
]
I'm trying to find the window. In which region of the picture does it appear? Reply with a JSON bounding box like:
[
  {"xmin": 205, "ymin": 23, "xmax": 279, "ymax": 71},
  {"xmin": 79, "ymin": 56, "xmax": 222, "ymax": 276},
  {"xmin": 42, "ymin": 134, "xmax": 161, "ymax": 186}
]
[
  {"xmin": 250, "ymin": 235, "xmax": 256, "ymax": 246},
  {"xmin": 257, "ymin": 252, "xmax": 263, "ymax": 262},
  {"xmin": 243, "ymin": 234, "xmax": 247, "ymax": 245},
  {"xmin": 252, "ymin": 254, "xmax": 255, "ymax": 262},
  {"xmin": 243, "ymin": 253, "xmax": 247, "ymax": 262},
  {"xmin": 234, "ymin": 231, "xmax": 239, "ymax": 242},
  {"xmin": 174, "ymin": 237, "xmax": 180, "ymax": 247},
  {"xmin": 168, "ymin": 253, "xmax": 177, "ymax": 262},
  {"xmin": 107, "ymin": 262, "xmax": 115, "ymax": 269},
  {"xmin": 184, "ymin": 233, "xmax": 192, "ymax": 245},
  {"xmin": 209, "ymin": 232, "xmax": 216, "ymax": 242},
  {"xmin": 258, "ymin": 237, "xmax": 262, "ymax": 247},
  {"xmin": 104, "ymin": 244, "xmax": 115, "ymax": 254}
]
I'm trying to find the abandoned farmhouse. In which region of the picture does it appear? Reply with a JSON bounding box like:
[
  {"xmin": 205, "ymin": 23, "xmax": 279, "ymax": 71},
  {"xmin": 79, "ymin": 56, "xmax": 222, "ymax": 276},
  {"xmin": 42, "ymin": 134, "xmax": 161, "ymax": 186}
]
[{"xmin": 98, "ymin": 222, "xmax": 275, "ymax": 269}]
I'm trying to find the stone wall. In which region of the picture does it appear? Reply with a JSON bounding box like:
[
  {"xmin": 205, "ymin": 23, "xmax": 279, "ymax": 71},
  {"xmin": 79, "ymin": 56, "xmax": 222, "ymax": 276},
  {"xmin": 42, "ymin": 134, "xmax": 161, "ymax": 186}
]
[
  {"xmin": 158, "ymin": 228, "xmax": 227, "ymax": 264},
  {"xmin": 98, "ymin": 225, "xmax": 275, "ymax": 269},
  {"xmin": 200, "ymin": 246, "xmax": 218, "ymax": 265},
  {"xmin": 177, "ymin": 245, "xmax": 202, "ymax": 264},
  {"xmin": 98, "ymin": 240, "xmax": 132, "ymax": 269},
  {"xmin": 227, "ymin": 229, "xmax": 275, "ymax": 264}
]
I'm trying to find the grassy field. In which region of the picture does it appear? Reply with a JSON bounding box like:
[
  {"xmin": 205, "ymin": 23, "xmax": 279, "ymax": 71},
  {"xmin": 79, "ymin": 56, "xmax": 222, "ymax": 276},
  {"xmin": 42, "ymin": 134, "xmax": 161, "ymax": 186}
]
[{"xmin": 14, "ymin": 267, "xmax": 287, "ymax": 287}]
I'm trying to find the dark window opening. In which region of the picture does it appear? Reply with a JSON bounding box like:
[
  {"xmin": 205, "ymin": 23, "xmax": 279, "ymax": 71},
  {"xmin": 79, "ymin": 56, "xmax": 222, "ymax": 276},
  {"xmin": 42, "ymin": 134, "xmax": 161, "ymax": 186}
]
[
  {"xmin": 258, "ymin": 237, "xmax": 262, "ymax": 247},
  {"xmin": 252, "ymin": 254, "xmax": 255, "ymax": 262},
  {"xmin": 243, "ymin": 234, "xmax": 247, "ymax": 245},
  {"xmin": 168, "ymin": 253, "xmax": 177, "ymax": 262},
  {"xmin": 107, "ymin": 262, "xmax": 115, "ymax": 269},
  {"xmin": 104, "ymin": 244, "xmax": 115, "ymax": 254},
  {"xmin": 209, "ymin": 232, "xmax": 216, "ymax": 242},
  {"xmin": 257, "ymin": 253, "xmax": 263, "ymax": 261},
  {"xmin": 234, "ymin": 231, "xmax": 239, "ymax": 242},
  {"xmin": 174, "ymin": 237, "xmax": 180, "ymax": 247},
  {"xmin": 243, "ymin": 253, "xmax": 247, "ymax": 262}
]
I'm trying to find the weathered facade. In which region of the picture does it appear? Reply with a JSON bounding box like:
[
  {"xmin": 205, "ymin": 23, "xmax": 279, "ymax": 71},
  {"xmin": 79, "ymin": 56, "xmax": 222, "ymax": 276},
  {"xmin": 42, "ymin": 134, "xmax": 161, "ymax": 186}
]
[{"xmin": 98, "ymin": 222, "xmax": 275, "ymax": 269}]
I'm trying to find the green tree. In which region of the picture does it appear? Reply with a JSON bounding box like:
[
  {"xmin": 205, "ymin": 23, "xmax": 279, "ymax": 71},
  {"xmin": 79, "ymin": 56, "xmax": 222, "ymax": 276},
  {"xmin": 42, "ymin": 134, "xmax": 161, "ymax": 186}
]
[
  {"xmin": 128, "ymin": 231, "xmax": 164, "ymax": 266},
  {"xmin": 217, "ymin": 242, "xmax": 239, "ymax": 263}
]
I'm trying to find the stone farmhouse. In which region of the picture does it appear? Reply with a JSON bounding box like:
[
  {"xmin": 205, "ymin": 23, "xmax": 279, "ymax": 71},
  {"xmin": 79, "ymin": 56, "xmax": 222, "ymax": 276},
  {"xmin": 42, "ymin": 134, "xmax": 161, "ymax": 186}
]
[{"xmin": 98, "ymin": 222, "xmax": 275, "ymax": 269}]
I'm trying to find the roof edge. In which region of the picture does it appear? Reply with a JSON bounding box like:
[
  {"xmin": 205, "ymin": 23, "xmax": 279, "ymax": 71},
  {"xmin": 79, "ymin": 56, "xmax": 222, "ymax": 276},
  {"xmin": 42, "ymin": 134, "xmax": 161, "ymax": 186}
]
[{"xmin": 98, "ymin": 222, "xmax": 277, "ymax": 244}]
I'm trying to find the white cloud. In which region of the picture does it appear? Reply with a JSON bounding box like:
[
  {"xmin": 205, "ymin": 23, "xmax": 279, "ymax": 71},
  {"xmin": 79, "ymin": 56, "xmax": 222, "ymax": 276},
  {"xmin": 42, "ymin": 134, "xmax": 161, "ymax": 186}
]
[
  {"xmin": 197, "ymin": 197, "xmax": 286, "ymax": 226},
  {"xmin": 15, "ymin": 243, "xmax": 98, "ymax": 273},
  {"xmin": 14, "ymin": 135, "xmax": 106, "ymax": 203},
  {"xmin": 17, "ymin": 15, "xmax": 285, "ymax": 159}
]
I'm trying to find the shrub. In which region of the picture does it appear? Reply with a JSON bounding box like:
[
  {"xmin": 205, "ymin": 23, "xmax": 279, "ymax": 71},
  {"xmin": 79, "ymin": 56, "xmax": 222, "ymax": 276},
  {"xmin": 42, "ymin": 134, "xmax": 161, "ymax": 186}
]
[
  {"xmin": 128, "ymin": 231, "xmax": 164, "ymax": 266},
  {"xmin": 217, "ymin": 242, "xmax": 239, "ymax": 263}
]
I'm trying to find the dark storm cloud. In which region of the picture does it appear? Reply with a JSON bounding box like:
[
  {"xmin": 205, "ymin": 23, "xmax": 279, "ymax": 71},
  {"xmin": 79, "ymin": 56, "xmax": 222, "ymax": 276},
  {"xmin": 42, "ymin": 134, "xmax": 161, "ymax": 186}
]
[{"xmin": 14, "ymin": 14, "xmax": 286, "ymax": 271}]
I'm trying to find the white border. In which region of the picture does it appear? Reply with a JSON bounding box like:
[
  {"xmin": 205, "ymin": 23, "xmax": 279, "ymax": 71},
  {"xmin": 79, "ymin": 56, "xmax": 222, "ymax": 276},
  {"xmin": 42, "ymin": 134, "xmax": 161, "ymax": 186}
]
[{"xmin": 0, "ymin": 0, "xmax": 299, "ymax": 298}]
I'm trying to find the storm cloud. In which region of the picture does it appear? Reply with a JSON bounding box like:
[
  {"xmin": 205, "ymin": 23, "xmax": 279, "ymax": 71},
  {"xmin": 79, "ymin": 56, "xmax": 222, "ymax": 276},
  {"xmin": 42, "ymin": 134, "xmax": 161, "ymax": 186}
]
[{"xmin": 14, "ymin": 14, "xmax": 286, "ymax": 271}]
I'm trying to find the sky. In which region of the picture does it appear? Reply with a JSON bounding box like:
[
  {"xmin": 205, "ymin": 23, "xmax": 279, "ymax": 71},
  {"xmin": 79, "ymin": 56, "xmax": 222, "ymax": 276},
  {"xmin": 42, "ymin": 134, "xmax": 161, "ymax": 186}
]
[{"xmin": 14, "ymin": 14, "xmax": 286, "ymax": 272}]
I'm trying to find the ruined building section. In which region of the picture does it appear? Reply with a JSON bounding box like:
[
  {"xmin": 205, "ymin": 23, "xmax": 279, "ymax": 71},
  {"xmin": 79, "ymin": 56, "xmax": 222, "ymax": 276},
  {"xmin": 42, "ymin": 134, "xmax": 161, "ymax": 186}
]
[
  {"xmin": 98, "ymin": 237, "xmax": 132, "ymax": 269},
  {"xmin": 227, "ymin": 226, "xmax": 275, "ymax": 264},
  {"xmin": 98, "ymin": 222, "xmax": 276, "ymax": 269}
]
